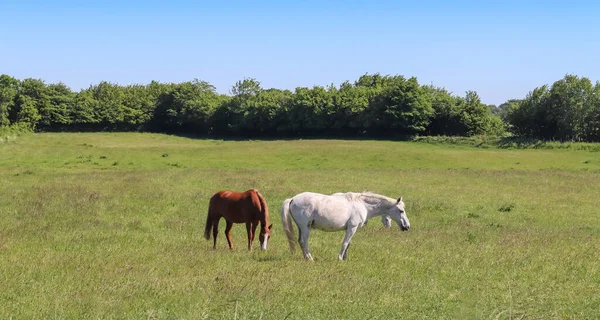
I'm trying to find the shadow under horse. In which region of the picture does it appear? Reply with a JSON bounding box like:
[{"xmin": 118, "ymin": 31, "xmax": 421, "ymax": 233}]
[{"xmin": 204, "ymin": 189, "xmax": 273, "ymax": 250}]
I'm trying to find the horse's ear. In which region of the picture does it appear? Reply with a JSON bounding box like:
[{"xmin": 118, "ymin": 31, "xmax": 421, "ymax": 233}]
[
  {"xmin": 396, "ymin": 196, "xmax": 403, "ymax": 204},
  {"xmin": 268, "ymin": 224, "xmax": 273, "ymax": 230}
]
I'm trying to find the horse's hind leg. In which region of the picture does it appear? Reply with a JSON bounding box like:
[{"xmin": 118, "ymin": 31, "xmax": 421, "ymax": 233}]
[
  {"xmin": 212, "ymin": 216, "xmax": 221, "ymax": 249},
  {"xmin": 297, "ymin": 226, "xmax": 313, "ymax": 261},
  {"xmin": 225, "ymin": 220, "xmax": 234, "ymax": 250},
  {"xmin": 339, "ymin": 225, "xmax": 358, "ymax": 261}
]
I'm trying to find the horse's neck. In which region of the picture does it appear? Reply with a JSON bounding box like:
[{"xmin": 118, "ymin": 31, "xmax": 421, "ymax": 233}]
[
  {"xmin": 258, "ymin": 214, "xmax": 269, "ymax": 229},
  {"xmin": 360, "ymin": 196, "xmax": 393, "ymax": 218},
  {"xmin": 260, "ymin": 218, "xmax": 268, "ymax": 228}
]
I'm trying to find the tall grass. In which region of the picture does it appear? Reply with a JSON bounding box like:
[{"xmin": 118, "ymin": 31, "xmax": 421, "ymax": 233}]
[
  {"xmin": 0, "ymin": 123, "xmax": 30, "ymax": 143},
  {"xmin": 413, "ymin": 135, "xmax": 600, "ymax": 151}
]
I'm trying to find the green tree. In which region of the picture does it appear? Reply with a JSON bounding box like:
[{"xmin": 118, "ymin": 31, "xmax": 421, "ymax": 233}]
[
  {"xmin": 330, "ymin": 81, "xmax": 369, "ymax": 134},
  {"xmin": 505, "ymin": 86, "xmax": 550, "ymax": 138},
  {"xmin": 586, "ymin": 83, "xmax": 600, "ymax": 141},
  {"xmin": 0, "ymin": 75, "xmax": 19, "ymax": 127},
  {"xmin": 10, "ymin": 78, "xmax": 50, "ymax": 129},
  {"xmin": 288, "ymin": 86, "xmax": 334, "ymax": 135},
  {"xmin": 121, "ymin": 84, "xmax": 153, "ymax": 130},
  {"xmin": 42, "ymin": 82, "xmax": 74, "ymax": 129},
  {"xmin": 505, "ymin": 74, "xmax": 600, "ymax": 141},
  {"xmin": 365, "ymin": 75, "xmax": 433, "ymax": 135},
  {"xmin": 210, "ymin": 78, "xmax": 263, "ymax": 135},
  {"xmin": 547, "ymin": 74, "xmax": 595, "ymax": 141},
  {"xmin": 461, "ymin": 91, "xmax": 494, "ymax": 135},
  {"xmin": 230, "ymin": 78, "xmax": 262, "ymax": 97},
  {"xmin": 71, "ymin": 87, "xmax": 101, "ymax": 129},
  {"xmin": 92, "ymin": 81, "xmax": 126, "ymax": 128},
  {"xmin": 174, "ymin": 80, "xmax": 225, "ymax": 133},
  {"xmin": 423, "ymin": 85, "xmax": 464, "ymax": 135},
  {"xmin": 243, "ymin": 88, "xmax": 292, "ymax": 135},
  {"xmin": 13, "ymin": 95, "xmax": 41, "ymax": 128}
]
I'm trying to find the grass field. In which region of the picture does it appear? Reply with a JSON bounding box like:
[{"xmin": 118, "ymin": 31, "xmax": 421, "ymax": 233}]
[{"xmin": 1, "ymin": 133, "xmax": 599, "ymax": 319}]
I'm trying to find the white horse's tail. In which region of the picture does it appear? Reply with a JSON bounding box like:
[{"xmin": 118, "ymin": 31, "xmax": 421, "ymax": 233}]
[{"xmin": 280, "ymin": 198, "xmax": 296, "ymax": 254}]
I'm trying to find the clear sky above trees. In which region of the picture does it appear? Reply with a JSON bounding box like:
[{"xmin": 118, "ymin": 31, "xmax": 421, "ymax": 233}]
[{"xmin": 1, "ymin": 0, "xmax": 599, "ymax": 105}]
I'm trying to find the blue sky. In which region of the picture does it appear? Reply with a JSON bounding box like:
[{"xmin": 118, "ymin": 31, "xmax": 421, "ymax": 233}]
[{"xmin": 1, "ymin": 0, "xmax": 599, "ymax": 105}]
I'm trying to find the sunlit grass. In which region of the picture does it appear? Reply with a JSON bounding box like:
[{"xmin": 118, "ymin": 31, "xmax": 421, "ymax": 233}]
[{"xmin": 1, "ymin": 133, "xmax": 599, "ymax": 319}]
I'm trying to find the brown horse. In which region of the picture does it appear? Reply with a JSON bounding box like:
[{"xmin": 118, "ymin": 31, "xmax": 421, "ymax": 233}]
[{"xmin": 204, "ymin": 189, "xmax": 272, "ymax": 250}]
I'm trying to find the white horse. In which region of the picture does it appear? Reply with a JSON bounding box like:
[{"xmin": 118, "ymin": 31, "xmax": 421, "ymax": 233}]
[{"xmin": 280, "ymin": 191, "xmax": 410, "ymax": 261}]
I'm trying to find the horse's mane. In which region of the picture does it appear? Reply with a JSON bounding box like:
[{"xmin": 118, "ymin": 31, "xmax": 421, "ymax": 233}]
[
  {"xmin": 338, "ymin": 190, "xmax": 397, "ymax": 206},
  {"xmin": 360, "ymin": 191, "xmax": 397, "ymax": 204}
]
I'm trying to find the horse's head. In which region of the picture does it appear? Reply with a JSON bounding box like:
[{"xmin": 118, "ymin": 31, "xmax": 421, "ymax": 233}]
[
  {"xmin": 259, "ymin": 224, "xmax": 273, "ymax": 250},
  {"xmin": 387, "ymin": 196, "xmax": 410, "ymax": 231}
]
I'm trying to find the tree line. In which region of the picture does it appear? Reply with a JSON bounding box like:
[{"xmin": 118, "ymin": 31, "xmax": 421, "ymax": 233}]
[{"xmin": 1, "ymin": 73, "xmax": 599, "ymax": 141}]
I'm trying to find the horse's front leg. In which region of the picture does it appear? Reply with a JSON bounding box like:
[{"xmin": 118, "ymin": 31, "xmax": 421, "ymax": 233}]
[
  {"xmin": 250, "ymin": 221, "xmax": 259, "ymax": 251},
  {"xmin": 245, "ymin": 222, "xmax": 254, "ymax": 251},
  {"xmin": 339, "ymin": 225, "xmax": 358, "ymax": 261}
]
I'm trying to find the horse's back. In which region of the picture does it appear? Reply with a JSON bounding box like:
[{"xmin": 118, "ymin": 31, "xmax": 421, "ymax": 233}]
[
  {"xmin": 211, "ymin": 189, "xmax": 258, "ymax": 202},
  {"xmin": 290, "ymin": 192, "xmax": 360, "ymax": 231},
  {"xmin": 211, "ymin": 190, "xmax": 242, "ymax": 200},
  {"xmin": 290, "ymin": 192, "xmax": 331, "ymax": 210},
  {"xmin": 209, "ymin": 190, "xmax": 236, "ymax": 212},
  {"xmin": 209, "ymin": 189, "xmax": 259, "ymax": 223}
]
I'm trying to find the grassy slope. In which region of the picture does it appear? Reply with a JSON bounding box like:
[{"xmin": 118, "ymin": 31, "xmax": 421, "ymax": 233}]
[{"xmin": 1, "ymin": 133, "xmax": 599, "ymax": 319}]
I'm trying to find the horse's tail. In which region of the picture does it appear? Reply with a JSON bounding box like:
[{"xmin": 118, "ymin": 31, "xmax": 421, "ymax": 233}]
[
  {"xmin": 204, "ymin": 206, "xmax": 213, "ymax": 241},
  {"xmin": 280, "ymin": 198, "xmax": 296, "ymax": 253}
]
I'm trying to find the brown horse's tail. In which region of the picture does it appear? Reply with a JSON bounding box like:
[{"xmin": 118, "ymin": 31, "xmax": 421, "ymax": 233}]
[
  {"xmin": 280, "ymin": 198, "xmax": 296, "ymax": 254},
  {"xmin": 204, "ymin": 207, "xmax": 213, "ymax": 240}
]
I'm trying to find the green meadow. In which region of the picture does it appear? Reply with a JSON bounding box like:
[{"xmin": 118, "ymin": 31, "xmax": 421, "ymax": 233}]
[{"xmin": 1, "ymin": 133, "xmax": 599, "ymax": 319}]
